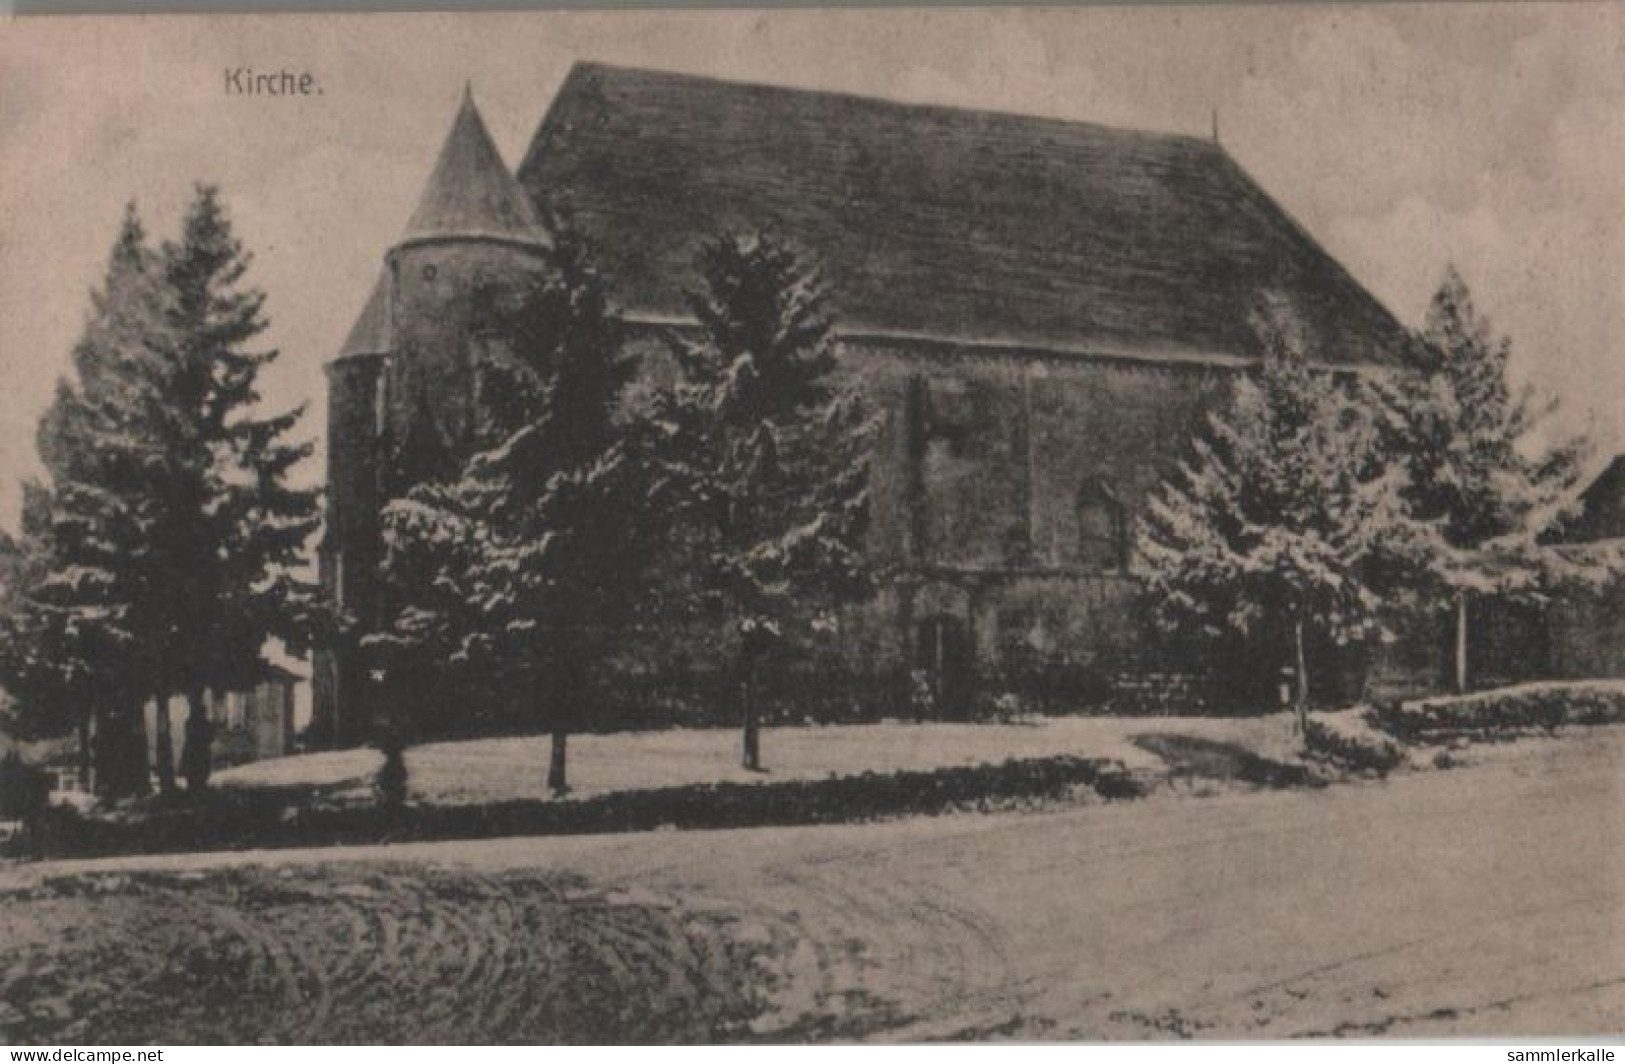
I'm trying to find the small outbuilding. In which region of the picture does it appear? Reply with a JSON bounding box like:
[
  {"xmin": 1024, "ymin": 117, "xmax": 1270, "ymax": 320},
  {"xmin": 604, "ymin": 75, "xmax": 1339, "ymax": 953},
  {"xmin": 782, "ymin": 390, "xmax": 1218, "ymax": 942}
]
[
  {"xmin": 1544, "ymin": 456, "xmax": 1625, "ymax": 679},
  {"xmin": 144, "ymin": 664, "xmax": 306, "ymax": 772}
]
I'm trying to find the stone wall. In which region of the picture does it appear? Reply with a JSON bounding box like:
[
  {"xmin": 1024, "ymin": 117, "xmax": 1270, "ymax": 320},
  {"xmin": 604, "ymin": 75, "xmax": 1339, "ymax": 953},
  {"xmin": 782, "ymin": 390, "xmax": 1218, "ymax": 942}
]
[
  {"xmin": 1549, "ymin": 590, "xmax": 1625, "ymax": 679},
  {"xmin": 580, "ymin": 331, "xmax": 1248, "ymax": 721},
  {"xmin": 313, "ymin": 354, "xmax": 386, "ymax": 746},
  {"xmin": 841, "ymin": 340, "xmax": 1231, "ymax": 692},
  {"xmin": 848, "ymin": 341, "xmax": 1230, "ymax": 575}
]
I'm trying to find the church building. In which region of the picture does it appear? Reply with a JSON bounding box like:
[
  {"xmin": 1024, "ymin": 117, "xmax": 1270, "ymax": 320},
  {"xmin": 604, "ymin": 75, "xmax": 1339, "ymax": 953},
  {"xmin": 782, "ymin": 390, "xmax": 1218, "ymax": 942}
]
[{"xmin": 312, "ymin": 63, "xmax": 1409, "ymax": 744}]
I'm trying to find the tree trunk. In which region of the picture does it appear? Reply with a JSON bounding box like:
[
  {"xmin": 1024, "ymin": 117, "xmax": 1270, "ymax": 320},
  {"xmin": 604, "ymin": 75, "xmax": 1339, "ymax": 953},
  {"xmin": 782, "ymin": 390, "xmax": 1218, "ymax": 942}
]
[
  {"xmin": 740, "ymin": 653, "xmax": 762, "ymax": 772},
  {"xmin": 1454, "ymin": 591, "xmax": 1469, "ymax": 694},
  {"xmin": 131, "ymin": 698, "xmax": 152, "ymax": 799},
  {"xmin": 94, "ymin": 699, "xmax": 149, "ymax": 803},
  {"xmin": 153, "ymin": 694, "xmax": 177, "ymax": 796},
  {"xmin": 376, "ymin": 724, "xmax": 407, "ymax": 808},
  {"xmin": 132, "ymin": 699, "xmax": 151, "ymax": 797},
  {"xmin": 547, "ymin": 728, "xmax": 569, "ymax": 796},
  {"xmin": 90, "ymin": 706, "xmax": 112, "ymax": 800},
  {"xmin": 181, "ymin": 689, "xmax": 213, "ymax": 793},
  {"xmin": 1294, "ymin": 619, "xmax": 1309, "ymax": 735},
  {"xmin": 541, "ymin": 650, "xmax": 575, "ymax": 796},
  {"xmin": 373, "ymin": 672, "xmax": 408, "ymax": 807}
]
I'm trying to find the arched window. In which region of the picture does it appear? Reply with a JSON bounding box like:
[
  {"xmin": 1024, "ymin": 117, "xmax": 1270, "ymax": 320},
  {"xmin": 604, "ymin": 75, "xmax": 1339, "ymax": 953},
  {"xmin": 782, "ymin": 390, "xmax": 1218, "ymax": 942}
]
[
  {"xmin": 1077, "ymin": 479, "xmax": 1127, "ymax": 571},
  {"xmin": 373, "ymin": 363, "xmax": 390, "ymax": 438}
]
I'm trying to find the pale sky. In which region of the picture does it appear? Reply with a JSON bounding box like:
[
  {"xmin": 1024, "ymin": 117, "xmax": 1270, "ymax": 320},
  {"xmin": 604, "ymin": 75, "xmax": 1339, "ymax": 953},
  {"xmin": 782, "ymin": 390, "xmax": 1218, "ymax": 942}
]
[{"xmin": 1, "ymin": 6, "xmax": 1622, "ymax": 532}]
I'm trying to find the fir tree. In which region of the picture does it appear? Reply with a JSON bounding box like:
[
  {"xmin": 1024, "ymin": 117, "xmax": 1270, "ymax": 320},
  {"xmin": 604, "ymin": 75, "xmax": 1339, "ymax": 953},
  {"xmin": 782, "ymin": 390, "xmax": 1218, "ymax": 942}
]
[
  {"xmin": 0, "ymin": 492, "xmax": 102, "ymax": 790},
  {"xmin": 372, "ymin": 229, "xmax": 652, "ymax": 795},
  {"xmin": 0, "ymin": 192, "xmax": 319, "ymax": 800},
  {"xmin": 1377, "ymin": 266, "xmax": 1599, "ymax": 691},
  {"xmin": 369, "ymin": 479, "xmax": 488, "ymax": 804},
  {"xmin": 1133, "ymin": 303, "xmax": 1411, "ymax": 731},
  {"xmin": 659, "ymin": 232, "xmax": 874, "ymax": 770},
  {"xmin": 154, "ymin": 185, "xmax": 320, "ymax": 790},
  {"xmin": 1, "ymin": 205, "xmax": 166, "ymax": 799}
]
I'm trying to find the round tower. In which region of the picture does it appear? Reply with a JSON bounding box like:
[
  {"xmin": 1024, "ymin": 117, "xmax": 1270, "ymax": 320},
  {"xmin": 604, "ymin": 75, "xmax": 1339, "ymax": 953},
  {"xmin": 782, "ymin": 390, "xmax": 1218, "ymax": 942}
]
[
  {"xmin": 312, "ymin": 272, "xmax": 391, "ymax": 746},
  {"xmin": 382, "ymin": 84, "xmax": 551, "ymax": 486},
  {"xmin": 313, "ymin": 86, "xmax": 550, "ymax": 747}
]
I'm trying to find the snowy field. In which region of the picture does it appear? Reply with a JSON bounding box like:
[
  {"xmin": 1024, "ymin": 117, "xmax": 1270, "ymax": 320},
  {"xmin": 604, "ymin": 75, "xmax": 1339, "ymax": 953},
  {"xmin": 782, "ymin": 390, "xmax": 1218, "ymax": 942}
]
[{"xmin": 215, "ymin": 714, "xmax": 1318, "ymax": 804}]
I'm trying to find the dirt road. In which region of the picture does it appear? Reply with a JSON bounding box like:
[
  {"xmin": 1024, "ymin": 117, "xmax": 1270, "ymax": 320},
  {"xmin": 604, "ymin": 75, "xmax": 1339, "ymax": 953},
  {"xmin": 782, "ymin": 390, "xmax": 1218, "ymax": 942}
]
[{"xmin": 5, "ymin": 727, "xmax": 1624, "ymax": 1041}]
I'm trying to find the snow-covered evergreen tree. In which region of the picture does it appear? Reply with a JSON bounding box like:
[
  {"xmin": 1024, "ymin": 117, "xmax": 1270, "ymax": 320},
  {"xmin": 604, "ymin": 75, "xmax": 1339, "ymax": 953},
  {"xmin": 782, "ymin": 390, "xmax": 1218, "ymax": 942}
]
[
  {"xmin": 658, "ymin": 232, "xmax": 874, "ymax": 770},
  {"xmin": 154, "ymin": 185, "xmax": 320, "ymax": 790},
  {"xmin": 372, "ymin": 228, "xmax": 654, "ymax": 795},
  {"xmin": 0, "ymin": 192, "xmax": 319, "ymax": 800},
  {"xmin": 1, "ymin": 205, "xmax": 166, "ymax": 798},
  {"xmin": 1133, "ymin": 303, "xmax": 1410, "ymax": 731},
  {"xmin": 0, "ymin": 489, "xmax": 115, "ymax": 791},
  {"xmin": 1376, "ymin": 266, "xmax": 1602, "ymax": 691}
]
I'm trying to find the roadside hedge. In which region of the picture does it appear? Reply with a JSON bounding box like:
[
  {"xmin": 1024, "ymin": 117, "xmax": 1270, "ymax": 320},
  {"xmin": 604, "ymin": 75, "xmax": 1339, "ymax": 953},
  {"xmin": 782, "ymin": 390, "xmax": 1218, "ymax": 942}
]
[
  {"xmin": 4, "ymin": 753, "xmax": 1142, "ymax": 862},
  {"xmin": 1302, "ymin": 719, "xmax": 1405, "ymax": 775},
  {"xmin": 1383, "ymin": 680, "xmax": 1625, "ymax": 740}
]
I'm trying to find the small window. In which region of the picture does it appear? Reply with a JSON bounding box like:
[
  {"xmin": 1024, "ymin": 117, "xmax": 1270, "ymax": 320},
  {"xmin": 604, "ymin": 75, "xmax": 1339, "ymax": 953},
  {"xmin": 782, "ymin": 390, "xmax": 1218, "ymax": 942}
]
[
  {"xmin": 996, "ymin": 607, "xmax": 1038, "ymax": 666},
  {"xmin": 924, "ymin": 378, "xmax": 988, "ymax": 460},
  {"xmin": 422, "ymin": 263, "xmax": 438, "ymax": 281},
  {"xmin": 1077, "ymin": 479, "xmax": 1127, "ymax": 571},
  {"xmin": 468, "ymin": 280, "xmax": 506, "ymax": 340}
]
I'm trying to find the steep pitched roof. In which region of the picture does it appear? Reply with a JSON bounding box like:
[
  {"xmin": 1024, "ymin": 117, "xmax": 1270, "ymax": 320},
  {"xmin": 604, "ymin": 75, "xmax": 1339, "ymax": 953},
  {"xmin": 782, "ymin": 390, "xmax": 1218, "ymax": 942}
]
[
  {"xmin": 1560, "ymin": 456, "xmax": 1625, "ymax": 543},
  {"xmin": 338, "ymin": 272, "xmax": 391, "ymax": 358},
  {"xmin": 403, "ymin": 86, "xmax": 550, "ymax": 249},
  {"xmin": 519, "ymin": 63, "xmax": 1406, "ymax": 366}
]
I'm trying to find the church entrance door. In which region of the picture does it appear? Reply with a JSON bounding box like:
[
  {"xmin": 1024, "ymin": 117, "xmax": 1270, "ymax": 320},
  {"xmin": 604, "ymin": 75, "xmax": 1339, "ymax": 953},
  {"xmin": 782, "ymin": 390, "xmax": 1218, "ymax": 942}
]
[{"xmin": 916, "ymin": 615, "xmax": 974, "ymax": 719}]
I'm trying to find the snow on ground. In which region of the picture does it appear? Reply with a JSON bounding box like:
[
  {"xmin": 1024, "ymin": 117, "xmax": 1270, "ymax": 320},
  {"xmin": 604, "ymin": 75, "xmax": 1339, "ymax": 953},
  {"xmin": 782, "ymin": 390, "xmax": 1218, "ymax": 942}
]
[
  {"xmin": 216, "ymin": 713, "xmax": 1311, "ymax": 804},
  {"xmin": 10, "ymin": 725, "xmax": 1625, "ymax": 1041}
]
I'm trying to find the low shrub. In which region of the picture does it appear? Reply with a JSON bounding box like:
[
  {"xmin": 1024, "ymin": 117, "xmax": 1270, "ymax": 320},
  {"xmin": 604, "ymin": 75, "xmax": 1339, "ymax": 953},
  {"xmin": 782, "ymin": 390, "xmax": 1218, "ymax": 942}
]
[
  {"xmin": 0, "ymin": 752, "xmax": 52, "ymax": 820},
  {"xmin": 978, "ymin": 690, "xmax": 1028, "ymax": 723},
  {"xmin": 1387, "ymin": 680, "xmax": 1625, "ymax": 740},
  {"xmin": 1130, "ymin": 733, "xmax": 1320, "ymax": 789},
  {"xmin": 11, "ymin": 802, "xmax": 87, "ymax": 852},
  {"xmin": 1302, "ymin": 719, "xmax": 1405, "ymax": 775}
]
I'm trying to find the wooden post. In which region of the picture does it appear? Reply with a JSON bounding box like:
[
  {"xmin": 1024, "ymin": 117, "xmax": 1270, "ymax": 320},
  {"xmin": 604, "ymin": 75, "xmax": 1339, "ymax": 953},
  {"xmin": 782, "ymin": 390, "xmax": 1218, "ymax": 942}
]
[
  {"xmin": 76, "ymin": 717, "xmax": 91, "ymax": 792},
  {"xmin": 1454, "ymin": 591, "xmax": 1469, "ymax": 694},
  {"xmin": 1294, "ymin": 619, "xmax": 1309, "ymax": 735},
  {"xmin": 934, "ymin": 619, "xmax": 945, "ymax": 716}
]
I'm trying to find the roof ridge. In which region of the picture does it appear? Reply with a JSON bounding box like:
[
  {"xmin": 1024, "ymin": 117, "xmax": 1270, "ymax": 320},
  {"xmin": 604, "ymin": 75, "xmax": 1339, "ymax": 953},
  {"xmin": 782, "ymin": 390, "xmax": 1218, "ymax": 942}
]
[
  {"xmin": 520, "ymin": 61, "xmax": 1408, "ymax": 366},
  {"xmin": 558, "ymin": 60, "xmax": 1219, "ymax": 150}
]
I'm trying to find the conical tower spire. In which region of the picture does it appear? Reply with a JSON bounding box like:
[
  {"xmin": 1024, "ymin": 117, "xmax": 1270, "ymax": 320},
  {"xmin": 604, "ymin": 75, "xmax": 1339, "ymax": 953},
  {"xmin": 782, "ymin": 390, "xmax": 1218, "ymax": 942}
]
[
  {"xmin": 338, "ymin": 272, "xmax": 391, "ymax": 359},
  {"xmin": 399, "ymin": 86, "xmax": 549, "ymax": 250}
]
